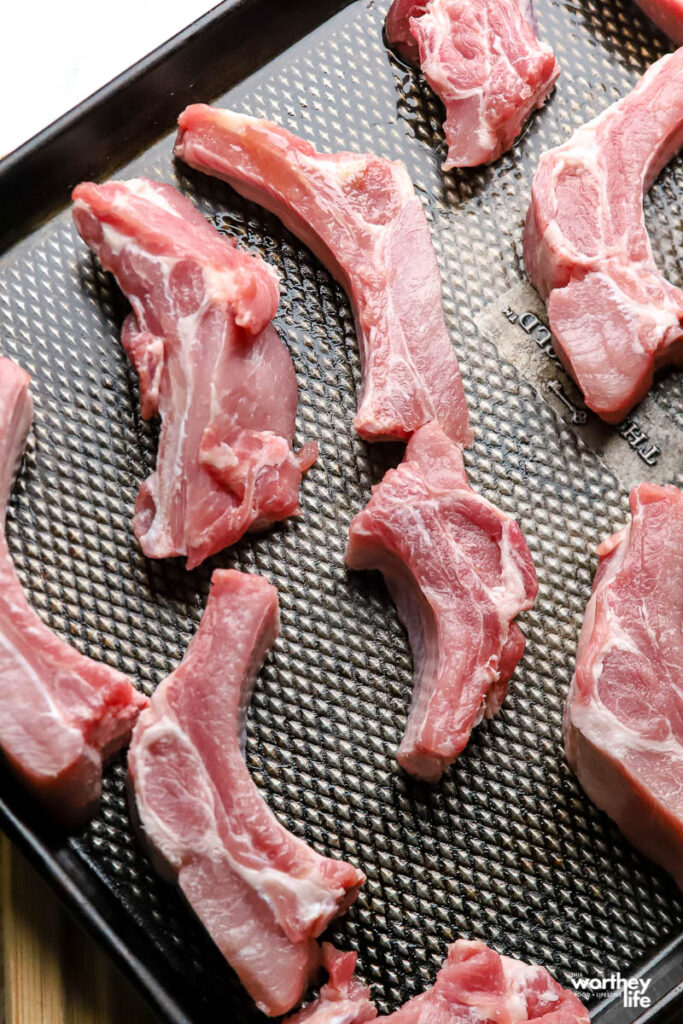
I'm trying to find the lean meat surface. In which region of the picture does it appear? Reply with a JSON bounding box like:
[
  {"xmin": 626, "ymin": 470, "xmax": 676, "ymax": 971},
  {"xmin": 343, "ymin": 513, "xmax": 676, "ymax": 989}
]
[
  {"xmin": 288, "ymin": 940, "xmax": 589, "ymax": 1022},
  {"xmin": 564, "ymin": 483, "xmax": 683, "ymax": 889},
  {"xmin": 0, "ymin": 357, "xmax": 147, "ymax": 827},
  {"xmin": 385, "ymin": 0, "xmax": 559, "ymax": 168},
  {"xmin": 128, "ymin": 569, "xmax": 365, "ymax": 1016},
  {"xmin": 633, "ymin": 0, "xmax": 683, "ymax": 42},
  {"xmin": 174, "ymin": 106, "xmax": 471, "ymax": 445},
  {"xmin": 345, "ymin": 422, "xmax": 538, "ymax": 782},
  {"xmin": 524, "ymin": 49, "xmax": 683, "ymax": 422},
  {"xmin": 72, "ymin": 178, "xmax": 316, "ymax": 570}
]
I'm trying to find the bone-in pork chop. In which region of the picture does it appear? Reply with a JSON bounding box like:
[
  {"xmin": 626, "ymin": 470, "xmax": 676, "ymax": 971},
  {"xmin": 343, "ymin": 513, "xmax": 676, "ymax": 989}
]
[
  {"xmin": 385, "ymin": 0, "xmax": 559, "ymax": 168},
  {"xmin": 73, "ymin": 178, "xmax": 316, "ymax": 569},
  {"xmin": 174, "ymin": 106, "xmax": 471, "ymax": 445},
  {"xmin": 128, "ymin": 569, "xmax": 365, "ymax": 1016},
  {"xmin": 524, "ymin": 49, "xmax": 683, "ymax": 422},
  {"xmin": 564, "ymin": 482, "xmax": 683, "ymax": 889},
  {"xmin": 345, "ymin": 422, "xmax": 537, "ymax": 782},
  {"xmin": 0, "ymin": 357, "xmax": 147, "ymax": 827}
]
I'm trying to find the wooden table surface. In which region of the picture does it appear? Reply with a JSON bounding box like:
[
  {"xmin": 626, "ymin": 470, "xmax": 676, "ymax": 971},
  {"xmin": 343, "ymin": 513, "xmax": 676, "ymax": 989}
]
[{"xmin": 2, "ymin": 835, "xmax": 155, "ymax": 1024}]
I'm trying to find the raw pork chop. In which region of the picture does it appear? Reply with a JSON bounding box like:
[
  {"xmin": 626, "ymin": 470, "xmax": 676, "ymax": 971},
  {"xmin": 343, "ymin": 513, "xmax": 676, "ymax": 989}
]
[
  {"xmin": 287, "ymin": 939, "xmax": 589, "ymax": 1022},
  {"xmin": 128, "ymin": 569, "xmax": 365, "ymax": 1016},
  {"xmin": 284, "ymin": 944, "xmax": 377, "ymax": 1023},
  {"xmin": 72, "ymin": 178, "xmax": 316, "ymax": 569},
  {"xmin": 0, "ymin": 357, "xmax": 147, "ymax": 827},
  {"xmin": 385, "ymin": 0, "xmax": 559, "ymax": 168},
  {"xmin": 345, "ymin": 422, "xmax": 538, "ymax": 782},
  {"xmin": 386, "ymin": 0, "xmax": 538, "ymax": 60},
  {"xmin": 174, "ymin": 106, "xmax": 471, "ymax": 445},
  {"xmin": 524, "ymin": 49, "xmax": 683, "ymax": 422},
  {"xmin": 381, "ymin": 940, "xmax": 589, "ymax": 1022},
  {"xmin": 634, "ymin": 0, "xmax": 683, "ymax": 42},
  {"xmin": 564, "ymin": 483, "xmax": 683, "ymax": 889}
]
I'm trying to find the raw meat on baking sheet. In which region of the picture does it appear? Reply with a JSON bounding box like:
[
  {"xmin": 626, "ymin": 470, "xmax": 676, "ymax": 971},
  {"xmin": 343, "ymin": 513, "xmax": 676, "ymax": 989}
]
[
  {"xmin": 72, "ymin": 178, "xmax": 316, "ymax": 570},
  {"xmin": 345, "ymin": 422, "xmax": 538, "ymax": 783},
  {"xmin": 634, "ymin": 0, "xmax": 683, "ymax": 43},
  {"xmin": 385, "ymin": 0, "xmax": 559, "ymax": 168},
  {"xmin": 287, "ymin": 939, "xmax": 589, "ymax": 1022},
  {"xmin": 381, "ymin": 940, "xmax": 589, "ymax": 1022},
  {"xmin": 128, "ymin": 569, "xmax": 365, "ymax": 1016},
  {"xmin": 174, "ymin": 106, "xmax": 472, "ymax": 446},
  {"xmin": 564, "ymin": 483, "xmax": 683, "ymax": 889},
  {"xmin": 284, "ymin": 944, "xmax": 377, "ymax": 1023},
  {"xmin": 0, "ymin": 357, "xmax": 147, "ymax": 827},
  {"xmin": 386, "ymin": 0, "xmax": 539, "ymax": 61},
  {"xmin": 524, "ymin": 49, "xmax": 683, "ymax": 423}
]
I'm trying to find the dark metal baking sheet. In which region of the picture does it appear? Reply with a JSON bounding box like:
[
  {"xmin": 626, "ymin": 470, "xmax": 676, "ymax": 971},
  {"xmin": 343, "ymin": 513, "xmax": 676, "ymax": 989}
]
[{"xmin": 0, "ymin": 1, "xmax": 682, "ymax": 1021}]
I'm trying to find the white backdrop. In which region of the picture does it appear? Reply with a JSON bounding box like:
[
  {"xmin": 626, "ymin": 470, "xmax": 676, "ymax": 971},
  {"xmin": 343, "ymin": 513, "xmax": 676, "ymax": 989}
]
[{"xmin": 0, "ymin": 1, "xmax": 218, "ymax": 157}]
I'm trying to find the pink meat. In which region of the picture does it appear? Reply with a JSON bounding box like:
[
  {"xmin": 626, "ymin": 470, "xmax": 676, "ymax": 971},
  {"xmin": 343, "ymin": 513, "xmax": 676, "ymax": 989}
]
[
  {"xmin": 174, "ymin": 106, "xmax": 471, "ymax": 446},
  {"xmin": 524, "ymin": 49, "xmax": 683, "ymax": 422},
  {"xmin": 385, "ymin": 0, "xmax": 558, "ymax": 168},
  {"xmin": 381, "ymin": 941, "xmax": 589, "ymax": 1023},
  {"xmin": 128, "ymin": 569, "xmax": 365, "ymax": 1016},
  {"xmin": 288, "ymin": 939, "xmax": 589, "ymax": 1023},
  {"xmin": 634, "ymin": 0, "xmax": 683, "ymax": 42},
  {"xmin": 386, "ymin": 0, "xmax": 537, "ymax": 59},
  {"xmin": 385, "ymin": 0, "xmax": 428, "ymax": 64},
  {"xmin": 0, "ymin": 357, "xmax": 147, "ymax": 827},
  {"xmin": 72, "ymin": 178, "xmax": 316, "ymax": 570},
  {"xmin": 564, "ymin": 483, "xmax": 683, "ymax": 889},
  {"xmin": 284, "ymin": 944, "xmax": 377, "ymax": 1023},
  {"xmin": 345, "ymin": 422, "xmax": 538, "ymax": 782}
]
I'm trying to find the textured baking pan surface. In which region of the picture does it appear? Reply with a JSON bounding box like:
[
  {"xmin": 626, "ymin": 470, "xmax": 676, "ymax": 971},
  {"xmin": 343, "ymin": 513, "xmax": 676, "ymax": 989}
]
[{"xmin": 0, "ymin": 1, "xmax": 682, "ymax": 1021}]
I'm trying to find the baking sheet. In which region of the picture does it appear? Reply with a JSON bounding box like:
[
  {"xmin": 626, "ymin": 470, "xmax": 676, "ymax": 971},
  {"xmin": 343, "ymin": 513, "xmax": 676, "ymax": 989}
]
[{"xmin": 0, "ymin": 0, "xmax": 681, "ymax": 1020}]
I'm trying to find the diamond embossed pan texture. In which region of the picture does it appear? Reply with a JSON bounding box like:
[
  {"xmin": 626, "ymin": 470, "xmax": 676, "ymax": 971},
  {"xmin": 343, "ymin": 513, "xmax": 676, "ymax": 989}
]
[{"xmin": 0, "ymin": 0, "xmax": 682, "ymax": 1021}]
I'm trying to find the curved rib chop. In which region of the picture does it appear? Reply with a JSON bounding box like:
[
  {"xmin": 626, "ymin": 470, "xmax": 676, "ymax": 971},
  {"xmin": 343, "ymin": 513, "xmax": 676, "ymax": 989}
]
[
  {"xmin": 385, "ymin": 0, "xmax": 559, "ymax": 169},
  {"xmin": 564, "ymin": 483, "xmax": 683, "ymax": 889},
  {"xmin": 128, "ymin": 569, "xmax": 365, "ymax": 1016},
  {"xmin": 0, "ymin": 358, "xmax": 147, "ymax": 827},
  {"xmin": 174, "ymin": 106, "xmax": 471, "ymax": 445},
  {"xmin": 634, "ymin": 0, "xmax": 683, "ymax": 42},
  {"xmin": 286, "ymin": 940, "xmax": 589, "ymax": 1022},
  {"xmin": 72, "ymin": 178, "xmax": 316, "ymax": 570},
  {"xmin": 524, "ymin": 49, "xmax": 683, "ymax": 422},
  {"xmin": 345, "ymin": 422, "xmax": 538, "ymax": 782}
]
